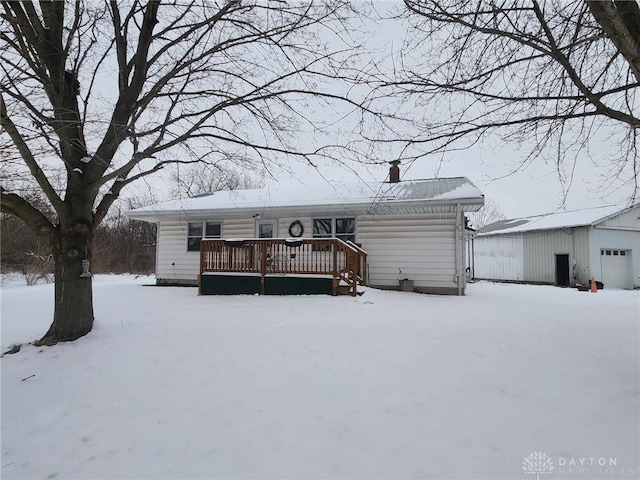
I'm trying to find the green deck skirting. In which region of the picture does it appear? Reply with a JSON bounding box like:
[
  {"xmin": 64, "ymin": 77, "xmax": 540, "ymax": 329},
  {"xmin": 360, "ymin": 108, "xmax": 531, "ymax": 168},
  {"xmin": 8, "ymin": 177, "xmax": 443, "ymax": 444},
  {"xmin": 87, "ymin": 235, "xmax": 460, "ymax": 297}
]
[
  {"xmin": 200, "ymin": 274, "xmax": 261, "ymax": 295},
  {"xmin": 264, "ymin": 276, "xmax": 333, "ymax": 295},
  {"xmin": 200, "ymin": 274, "xmax": 333, "ymax": 295}
]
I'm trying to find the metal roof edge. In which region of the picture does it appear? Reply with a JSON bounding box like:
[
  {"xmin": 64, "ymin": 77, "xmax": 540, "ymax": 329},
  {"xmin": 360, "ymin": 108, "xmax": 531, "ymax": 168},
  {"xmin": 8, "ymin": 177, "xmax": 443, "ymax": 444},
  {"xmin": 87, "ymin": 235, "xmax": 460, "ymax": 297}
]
[
  {"xmin": 477, "ymin": 204, "xmax": 636, "ymax": 236},
  {"xmin": 127, "ymin": 196, "xmax": 485, "ymax": 222},
  {"xmin": 591, "ymin": 203, "xmax": 640, "ymax": 227}
]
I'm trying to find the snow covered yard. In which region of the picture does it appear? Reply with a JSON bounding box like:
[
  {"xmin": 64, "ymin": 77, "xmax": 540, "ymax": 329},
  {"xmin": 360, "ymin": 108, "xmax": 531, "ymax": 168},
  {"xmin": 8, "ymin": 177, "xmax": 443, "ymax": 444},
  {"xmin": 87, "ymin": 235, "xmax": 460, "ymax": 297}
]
[{"xmin": 1, "ymin": 277, "xmax": 638, "ymax": 479}]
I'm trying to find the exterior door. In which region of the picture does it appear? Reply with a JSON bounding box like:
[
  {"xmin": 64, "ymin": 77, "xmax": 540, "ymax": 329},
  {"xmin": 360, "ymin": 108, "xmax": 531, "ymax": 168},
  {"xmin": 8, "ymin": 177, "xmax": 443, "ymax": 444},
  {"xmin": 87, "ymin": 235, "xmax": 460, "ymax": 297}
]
[
  {"xmin": 555, "ymin": 254, "xmax": 570, "ymax": 287},
  {"xmin": 257, "ymin": 221, "xmax": 276, "ymax": 271}
]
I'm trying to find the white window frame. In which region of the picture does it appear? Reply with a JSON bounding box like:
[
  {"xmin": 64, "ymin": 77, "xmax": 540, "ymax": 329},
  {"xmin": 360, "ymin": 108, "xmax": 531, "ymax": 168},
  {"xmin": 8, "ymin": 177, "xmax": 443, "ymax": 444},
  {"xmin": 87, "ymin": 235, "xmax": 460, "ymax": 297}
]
[
  {"xmin": 187, "ymin": 221, "xmax": 222, "ymax": 252},
  {"xmin": 257, "ymin": 220, "xmax": 277, "ymax": 238}
]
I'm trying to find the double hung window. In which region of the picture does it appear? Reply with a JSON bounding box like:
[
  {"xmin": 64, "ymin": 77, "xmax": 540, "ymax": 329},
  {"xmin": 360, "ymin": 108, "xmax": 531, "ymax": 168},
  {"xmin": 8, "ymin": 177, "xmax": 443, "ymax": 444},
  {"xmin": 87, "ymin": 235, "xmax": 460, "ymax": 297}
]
[
  {"xmin": 187, "ymin": 221, "xmax": 221, "ymax": 251},
  {"xmin": 312, "ymin": 217, "xmax": 356, "ymax": 244}
]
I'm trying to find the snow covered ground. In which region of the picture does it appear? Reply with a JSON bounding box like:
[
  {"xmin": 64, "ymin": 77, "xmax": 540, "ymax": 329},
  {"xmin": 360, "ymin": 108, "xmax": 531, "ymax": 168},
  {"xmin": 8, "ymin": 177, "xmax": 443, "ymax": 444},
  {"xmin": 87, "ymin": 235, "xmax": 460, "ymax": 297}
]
[{"xmin": 1, "ymin": 276, "xmax": 638, "ymax": 479}]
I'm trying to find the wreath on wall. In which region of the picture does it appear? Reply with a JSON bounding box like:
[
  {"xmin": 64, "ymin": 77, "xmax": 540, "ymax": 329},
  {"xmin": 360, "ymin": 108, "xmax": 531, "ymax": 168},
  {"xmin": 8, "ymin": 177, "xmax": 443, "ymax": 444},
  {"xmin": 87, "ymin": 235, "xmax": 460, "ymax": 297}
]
[{"xmin": 288, "ymin": 220, "xmax": 304, "ymax": 237}]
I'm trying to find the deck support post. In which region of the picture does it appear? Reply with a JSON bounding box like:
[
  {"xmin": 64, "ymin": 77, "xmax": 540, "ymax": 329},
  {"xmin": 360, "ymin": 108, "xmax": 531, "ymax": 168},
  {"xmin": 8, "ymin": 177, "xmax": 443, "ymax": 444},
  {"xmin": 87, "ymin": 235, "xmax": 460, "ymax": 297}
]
[{"xmin": 260, "ymin": 244, "xmax": 267, "ymax": 295}]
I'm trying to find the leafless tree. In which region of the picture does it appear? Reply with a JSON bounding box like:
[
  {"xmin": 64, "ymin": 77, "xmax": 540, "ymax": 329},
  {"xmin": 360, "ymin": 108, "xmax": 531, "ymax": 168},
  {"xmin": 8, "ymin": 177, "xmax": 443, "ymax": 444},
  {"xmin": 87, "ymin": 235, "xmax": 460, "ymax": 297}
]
[
  {"xmin": 468, "ymin": 198, "xmax": 507, "ymax": 229},
  {"xmin": 92, "ymin": 198, "xmax": 157, "ymax": 275},
  {"xmin": 0, "ymin": 0, "xmax": 376, "ymax": 343},
  {"xmin": 169, "ymin": 163, "xmax": 263, "ymax": 198},
  {"xmin": 371, "ymin": 1, "xmax": 639, "ymax": 200}
]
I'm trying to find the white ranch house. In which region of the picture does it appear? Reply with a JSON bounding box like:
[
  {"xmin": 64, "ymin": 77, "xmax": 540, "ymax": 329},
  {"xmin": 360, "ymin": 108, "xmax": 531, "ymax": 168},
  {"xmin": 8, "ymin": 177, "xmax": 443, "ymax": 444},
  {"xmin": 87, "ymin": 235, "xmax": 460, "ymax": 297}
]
[
  {"xmin": 472, "ymin": 204, "xmax": 640, "ymax": 289},
  {"xmin": 127, "ymin": 175, "xmax": 484, "ymax": 295}
]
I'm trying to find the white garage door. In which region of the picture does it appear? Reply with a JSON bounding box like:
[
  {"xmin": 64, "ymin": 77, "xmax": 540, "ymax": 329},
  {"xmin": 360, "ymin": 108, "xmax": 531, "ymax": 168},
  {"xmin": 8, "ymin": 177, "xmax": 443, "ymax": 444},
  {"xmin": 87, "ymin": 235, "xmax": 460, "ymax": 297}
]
[{"xmin": 601, "ymin": 249, "xmax": 632, "ymax": 289}]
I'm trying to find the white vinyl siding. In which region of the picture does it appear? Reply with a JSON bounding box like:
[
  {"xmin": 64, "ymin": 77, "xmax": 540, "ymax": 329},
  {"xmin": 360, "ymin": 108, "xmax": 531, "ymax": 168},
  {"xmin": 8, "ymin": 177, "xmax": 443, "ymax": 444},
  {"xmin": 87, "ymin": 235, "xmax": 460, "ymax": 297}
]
[
  {"xmin": 598, "ymin": 206, "xmax": 640, "ymax": 230},
  {"xmin": 278, "ymin": 218, "xmax": 312, "ymax": 238},
  {"xmin": 357, "ymin": 213, "xmax": 457, "ymax": 289},
  {"xmin": 222, "ymin": 218, "xmax": 255, "ymax": 238},
  {"xmin": 156, "ymin": 218, "xmax": 255, "ymax": 282},
  {"xmin": 157, "ymin": 221, "xmax": 200, "ymax": 281}
]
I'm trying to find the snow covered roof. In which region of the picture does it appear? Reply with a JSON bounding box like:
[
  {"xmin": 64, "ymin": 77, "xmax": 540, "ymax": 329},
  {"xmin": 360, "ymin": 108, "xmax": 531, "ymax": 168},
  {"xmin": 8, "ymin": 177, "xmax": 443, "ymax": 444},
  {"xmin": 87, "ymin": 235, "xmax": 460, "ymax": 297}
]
[
  {"xmin": 127, "ymin": 177, "xmax": 484, "ymax": 221},
  {"xmin": 477, "ymin": 204, "xmax": 635, "ymax": 236}
]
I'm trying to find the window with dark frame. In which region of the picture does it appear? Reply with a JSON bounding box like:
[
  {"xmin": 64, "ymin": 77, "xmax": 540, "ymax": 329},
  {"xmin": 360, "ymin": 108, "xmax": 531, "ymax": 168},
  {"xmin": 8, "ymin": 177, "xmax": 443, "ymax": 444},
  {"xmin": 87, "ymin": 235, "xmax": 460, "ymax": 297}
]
[
  {"xmin": 312, "ymin": 218, "xmax": 333, "ymax": 251},
  {"xmin": 312, "ymin": 217, "xmax": 355, "ymax": 250},
  {"xmin": 335, "ymin": 217, "xmax": 356, "ymax": 244},
  {"xmin": 312, "ymin": 218, "xmax": 332, "ymax": 238},
  {"xmin": 187, "ymin": 221, "xmax": 221, "ymax": 252}
]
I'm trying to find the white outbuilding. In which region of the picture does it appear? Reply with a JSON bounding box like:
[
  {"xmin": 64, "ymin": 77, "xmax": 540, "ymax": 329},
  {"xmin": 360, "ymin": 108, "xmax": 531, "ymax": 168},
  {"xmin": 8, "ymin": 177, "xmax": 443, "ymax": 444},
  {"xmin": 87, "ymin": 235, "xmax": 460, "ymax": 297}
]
[{"xmin": 472, "ymin": 204, "xmax": 640, "ymax": 289}]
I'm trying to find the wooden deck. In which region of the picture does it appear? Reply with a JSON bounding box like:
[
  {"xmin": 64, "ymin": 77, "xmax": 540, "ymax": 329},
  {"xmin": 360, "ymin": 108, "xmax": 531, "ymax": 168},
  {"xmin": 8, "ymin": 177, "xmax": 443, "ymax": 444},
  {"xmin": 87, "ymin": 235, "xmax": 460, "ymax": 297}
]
[{"xmin": 199, "ymin": 238, "xmax": 367, "ymax": 296}]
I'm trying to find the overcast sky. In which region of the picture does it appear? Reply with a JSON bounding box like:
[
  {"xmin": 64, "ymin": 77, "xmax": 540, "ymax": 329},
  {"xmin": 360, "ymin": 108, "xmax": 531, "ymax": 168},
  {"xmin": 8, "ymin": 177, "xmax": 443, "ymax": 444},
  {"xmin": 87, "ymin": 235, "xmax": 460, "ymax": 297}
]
[{"xmin": 128, "ymin": 2, "xmax": 637, "ymax": 220}]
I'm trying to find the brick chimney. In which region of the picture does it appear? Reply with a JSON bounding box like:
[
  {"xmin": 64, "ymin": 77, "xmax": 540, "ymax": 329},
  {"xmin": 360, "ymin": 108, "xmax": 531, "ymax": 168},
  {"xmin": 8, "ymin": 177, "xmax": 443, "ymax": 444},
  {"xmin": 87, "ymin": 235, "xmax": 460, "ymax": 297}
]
[{"xmin": 389, "ymin": 160, "xmax": 400, "ymax": 183}]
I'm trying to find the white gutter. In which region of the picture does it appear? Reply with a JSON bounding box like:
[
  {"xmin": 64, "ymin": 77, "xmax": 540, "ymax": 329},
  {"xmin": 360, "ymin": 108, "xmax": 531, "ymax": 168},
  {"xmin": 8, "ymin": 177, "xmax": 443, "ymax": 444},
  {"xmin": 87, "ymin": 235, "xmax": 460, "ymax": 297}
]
[
  {"xmin": 127, "ymin": 197, "xmax": 485, "ymax": 223},
  {"xmin": 592, "ymin": 225, "xmax": 640, "ymax": 232}
]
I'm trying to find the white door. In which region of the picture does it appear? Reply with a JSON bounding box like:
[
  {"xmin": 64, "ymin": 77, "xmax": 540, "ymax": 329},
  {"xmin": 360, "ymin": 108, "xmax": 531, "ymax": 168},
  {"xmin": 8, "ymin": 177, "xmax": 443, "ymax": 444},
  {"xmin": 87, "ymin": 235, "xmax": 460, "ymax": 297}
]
[{"xmin": 601, "ymin": 249, "xmax": 632, "ymax": 289}]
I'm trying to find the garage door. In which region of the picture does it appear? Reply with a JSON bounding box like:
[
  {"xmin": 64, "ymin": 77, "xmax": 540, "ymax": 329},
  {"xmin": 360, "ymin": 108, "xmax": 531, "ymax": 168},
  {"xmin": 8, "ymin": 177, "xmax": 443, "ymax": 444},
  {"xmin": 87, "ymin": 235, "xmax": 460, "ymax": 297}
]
[{"xmin": 601, "ymin": 249, "xmax": 632, "ymax": 289}]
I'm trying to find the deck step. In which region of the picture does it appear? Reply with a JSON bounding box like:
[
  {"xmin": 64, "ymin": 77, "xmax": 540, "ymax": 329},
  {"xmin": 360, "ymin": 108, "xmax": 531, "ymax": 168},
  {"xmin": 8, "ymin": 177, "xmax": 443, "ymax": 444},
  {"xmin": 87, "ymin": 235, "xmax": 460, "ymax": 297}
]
[{"xmin": 337, "ymin": 285, "xmax": 353, "ymax": 296}]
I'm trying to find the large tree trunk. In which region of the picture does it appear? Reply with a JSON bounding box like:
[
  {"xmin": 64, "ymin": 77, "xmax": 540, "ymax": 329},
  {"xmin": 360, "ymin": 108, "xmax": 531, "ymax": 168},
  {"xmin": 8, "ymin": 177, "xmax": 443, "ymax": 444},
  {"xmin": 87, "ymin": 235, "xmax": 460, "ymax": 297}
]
[{"xmin": 38, "ymin": 230, "xmax": 94, "ymax": 344}]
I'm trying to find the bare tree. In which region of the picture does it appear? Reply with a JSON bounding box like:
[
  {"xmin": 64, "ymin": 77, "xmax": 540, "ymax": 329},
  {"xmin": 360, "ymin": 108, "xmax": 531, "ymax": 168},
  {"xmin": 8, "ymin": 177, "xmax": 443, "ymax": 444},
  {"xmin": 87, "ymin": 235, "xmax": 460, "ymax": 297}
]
[
  {"xmin": 468, "ymin": 198, "xmax": 507, "ymax": 229},
  {"xmin": 169, "ymin": 163, "xmax": 263, "ymax": 198},
  {"xmin": 0, "ymin": 1, "xmax": 375, "ymax": 344},
  {"xmin": 372, "ymin": 1, "xmax": 639, "ymax": 199}
]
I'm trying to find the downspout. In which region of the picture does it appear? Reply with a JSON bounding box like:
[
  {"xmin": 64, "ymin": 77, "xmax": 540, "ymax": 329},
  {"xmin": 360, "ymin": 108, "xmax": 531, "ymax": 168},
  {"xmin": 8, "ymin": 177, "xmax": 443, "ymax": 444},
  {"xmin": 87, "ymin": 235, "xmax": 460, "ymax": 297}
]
[
  {"xmin": 471, "ymin": 235, "xmax": 475, "ymax": 279},
  {"xmin": 455, "ymin": 204, "xmax": 465, "ymax": 295},
  {"xmin": 571, "ymin": 227, "xmax": 576, "ymax": 286},
  {"xmin": 154, "ymin": 222, "xmax": 161, "ymax": 285}
]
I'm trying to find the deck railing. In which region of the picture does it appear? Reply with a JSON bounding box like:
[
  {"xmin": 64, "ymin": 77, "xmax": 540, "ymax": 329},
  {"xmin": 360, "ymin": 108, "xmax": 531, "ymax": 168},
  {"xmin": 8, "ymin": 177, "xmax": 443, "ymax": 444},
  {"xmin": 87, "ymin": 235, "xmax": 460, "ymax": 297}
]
[{"xmin": 200, "ymin": 238, "xmax": 367, "ymax": 296}]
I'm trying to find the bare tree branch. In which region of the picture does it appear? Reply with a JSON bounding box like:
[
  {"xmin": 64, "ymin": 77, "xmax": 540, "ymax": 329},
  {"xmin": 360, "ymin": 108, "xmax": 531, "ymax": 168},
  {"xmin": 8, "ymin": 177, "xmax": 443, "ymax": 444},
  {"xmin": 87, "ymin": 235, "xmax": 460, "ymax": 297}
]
[
  {"xmin": 0, "ymin": 187, "xmax": 55, "ymax": 242},
  {"xmin": 370, "ymin": 0, "xmax": 639, "ymax": 194},
  {"xmin": 0, "ymin": 94, "xmax": 65, "ymax": 215}
]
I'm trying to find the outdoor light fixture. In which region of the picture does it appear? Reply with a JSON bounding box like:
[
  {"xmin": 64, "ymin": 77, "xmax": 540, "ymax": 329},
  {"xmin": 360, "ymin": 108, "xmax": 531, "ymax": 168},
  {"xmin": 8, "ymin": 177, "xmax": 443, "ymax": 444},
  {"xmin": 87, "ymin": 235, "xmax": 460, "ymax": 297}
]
[{"xmin": 80, "ymin": 259, "xmax": 92, "ymax": 278}]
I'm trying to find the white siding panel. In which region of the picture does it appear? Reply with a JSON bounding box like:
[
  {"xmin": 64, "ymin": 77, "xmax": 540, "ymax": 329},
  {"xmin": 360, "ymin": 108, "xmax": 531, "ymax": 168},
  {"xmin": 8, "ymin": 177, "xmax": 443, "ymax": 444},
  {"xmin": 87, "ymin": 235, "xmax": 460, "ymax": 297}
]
[
  {"xmin": 523, "ymin": 227, "xmax": 590, "ymax": 285},
  {"xmin": 572, "ymin": 227, "xmax": 591, "ymax": 284},
  {"xmin": 599, "ymin": 206, "xmax": 640, "ymax": 230},
  {"xmin": 156, "ymin": 218, "xmax": 256, "ymax": 282},
  {"xmin": 358, "ymin": 213, "xmax": 457, "ymax": 289},
  {"xmin": 222, "ymin": 218, "xmax": 255, "ymax": 238},
  {"xmin": 473, "ymin": 235, "xmax": 524, "ymax": 281},
  {"xmin": 156, "ymin": 221, "xmax": 199, "ymax": 281},
  {"xmin": 475, "ymin": 227, "xmax": 589, "ymax": 285},
  {"xmin": 278, "ymin": 217, "xmax": 313, "ymax": 239},
  {"xmin": 523, "ymin": 230, "xmax": 571, "ymax": 284},
  {"xmin": 588, "ymin": 227, "xmax": 640, "ymax": 288}
]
